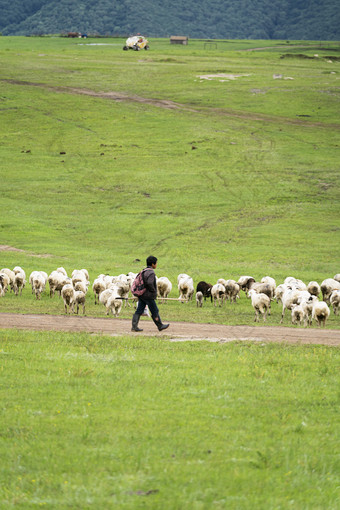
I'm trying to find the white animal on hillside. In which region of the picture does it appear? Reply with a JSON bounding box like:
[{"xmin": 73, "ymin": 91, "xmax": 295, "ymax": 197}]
[
  {"xmin": 330, "ymin": 290, "xmax": 340, "ymax": 315},
  {"xmin": 92, "ymin": 276, "xmax": 106, "ymax": 304},
  {"xmin": 74, "ymin": 280, "xmax": 88, "ymax": 294},
  {"xmin": 74, "ymin": 290, "xmax": 86, "ymax": 315},
  {"xmin": 99, "ymin": 288, "xmax": 114, "ymax": 315},
  {"xmin": 196, "ymin": 291, "xmax": 203, "ymax": 307},
  {"xmin": 274, "ymin": 284, "xmax": 287, "ymax": 304},
  {"xmin": 224, "ymin": 280, "xmax": 240, "ymax": 303},
  {"xmin": 248, "ymin": 289, "xmax": 271, "ymax": 322},
  {"xmin": 333, "ymin": 274, "xmax": 340, "ymax": 283},
  {"xmin": 320, "ymin": 278, "xmax": 340, "ymax": 304},
  {"xmin": 106, "ymin": 288, "xmax": 123, "ymax": 317},
  {"xmin": 178, "ymin": 275, "xmax": 194, "ymax": 302},
  {"xmin": 280, "ymin": 288, "xmax": 301, "ymax": 323},
  {"xmin": 299, "ymin": 295, "xmax": 318, "ymax": 327},
  {"xmin": 30, "ymin": 271, "xmax": 47, "ymax": 300},
  {"xmin": 291, "ymin": 303, "xmax": 307, "ymax": 327},
  {"xmin": 48, "ymin": 270, "xmax": 71, "ymax": 297},
  {"xmin": 157, "ymin": 277, "xmax": 172, "ymax": 303},
  {"xmin": 211, "ymin": 283, "xmax": 225, "ymax": 307},
  {"xmin": 261, "ymin": 276, "xmax": 276, "ymax": 291},
  {"xmin": 61, "ymin": 284, "xmax": 76, "ymax": 314},
  {"xmin": 0, "ymin": 268, "xmax": 15, "ymax": 291},
  {"xmin": 56, "ymin": 267, "xmax": 68, "ymax": 276},
  {"xmin": 307, "ymin": 281, "xmax": 321, "ymax": 297},
  {"xmin": 237, "ymin": 276, "xmax": 255, "ymax": 293},
  {"xmin": 0, "ymin": 271, "xmax": 11, "ymax": 294},
  {"xmin": 13, "ymin": 269, "xmax": 26, "ymax": 296},
  {"xmin": 284, "ymin": 277, "xmax": 307, "ymax": 291},
  {"xmin": 312, "ymin": 301, "xmax": 330, "ymax": 327}
]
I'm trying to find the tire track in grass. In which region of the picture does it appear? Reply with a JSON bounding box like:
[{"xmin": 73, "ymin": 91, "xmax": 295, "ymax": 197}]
[{"xmin": 2, "ymin": 79, "xmax": 340, "ymax": 129}]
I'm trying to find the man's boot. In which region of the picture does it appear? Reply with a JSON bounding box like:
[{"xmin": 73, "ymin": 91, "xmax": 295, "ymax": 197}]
[
  {"xmin": 152, "ymin": 315, "xmax": 170, "ymax": 331},
  {"xmin": 131, "ymin": 313, "xmax": 143, "ymax": 332}
]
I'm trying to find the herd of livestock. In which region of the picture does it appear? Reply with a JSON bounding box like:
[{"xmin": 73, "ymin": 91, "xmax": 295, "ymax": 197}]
[{"xmin": 1, "ymin": 266, "xmax": 340, "ymax": 327}]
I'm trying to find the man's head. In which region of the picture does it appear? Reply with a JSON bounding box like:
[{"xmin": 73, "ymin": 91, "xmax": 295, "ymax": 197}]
[{"xmin": 146, "ymin": 255, "xmax": 158, "ymax": 267}]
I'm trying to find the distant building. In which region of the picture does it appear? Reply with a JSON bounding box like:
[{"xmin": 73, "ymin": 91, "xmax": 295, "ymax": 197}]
[{"xmin": 170, "ymin": 36, "xmax": 188, "ymax": 45}]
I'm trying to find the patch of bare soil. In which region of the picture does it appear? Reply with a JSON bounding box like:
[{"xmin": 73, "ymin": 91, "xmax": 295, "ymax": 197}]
[
  {"xmin": 0, "ymin": 245, "xmax": 52, "ymax": 258},
  {"xmin": 0, "ymin": 313, "xmax": 339, "ymax": 346}
]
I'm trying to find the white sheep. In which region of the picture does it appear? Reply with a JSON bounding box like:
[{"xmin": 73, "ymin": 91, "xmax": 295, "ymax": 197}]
[
  {"xmin": 74, "ymin": 280, "xmax": 88, "ymax": 294},
  {"xmin": 196, "ymin": 291, "xmax": 203, "ymax": 307},
  {"xmin": 92, "ymin": 276, "xmax": 106, "ymax": 305},
  {"xmin": 56, "ymin": 267, "xmax": 68, "ymax": 276},
  {"xmin": 333, "ymin": 274, "xmax": 340, "ymax": 283},
  {"xmin": 13, "ymin": 269, "xmax": 26, "ymax": 296},
  {"xmin": 274, "ymin": 283, "xmax": 288, "ymax": 304},
  {"xmin": 280, "ymin": 288, "xmax": 301, "ymax": 323},
  {"xmin": 116, "ymin": 281, "xmax": 130, "ymax": 307},
  {"xmin": 284, "ymin": 277, "xmax": 307, "ymax": 291},
  {"xmin": 31, "ymin": 272, "xmax": 47, "ymax": 300},
  {"xmin": 48, "ymin": 270, "xmax": 71, "ymax": 297},
  {"xmin": 61, "ymin": 284, "xmax": 76, "ymax": 314},
  {"xmin": 99, "ymin": 288, "xmax": 114, "ymax": 315},
  {"xmin": 157, "ymin": 277, "xmax": 172, "ymax": 304},
  {"xmin": 248, "ymin": 289, "xmax": 271, "ymax": 322},
  {"xmin": 261, "ymin": 276, "xmax": 276, "ymax": 291},
  {"xmin": 307, "ymin": 281, "xmax": 321, "ymax": 297},
  {"xmin": 74, "ymin": 290, "xmax": 86, "ymax": 315},
  {"xmin": 224, "ymin": 280, "xmax": 240, "ymax": 303},
  {"xmin": 312, "ymin": 301, "xmax": 330, "ymax": 327},
  {"xmin": 320, "ymin": 278, "xmax": 340, "ymax": 304},
  {"xmin": 237, "ymin": 275, "xmax": 255, "ymax": 293},
  {"xmin": 0, "ymin": 271, "xmax": 11, "ymax": 294},
  {"xmin": 299, "ymin": 295, "xmax": 318, "ymax": 327},
  {"xmin": 330, "ymin": 290, "xmax": 340, "ymax": 315},
  {"xmin": 211, "ymin": 283, "xmax": 225, "ymax": 307},
  {"xmin": 178, "ymin": 275, "xmax": 194, "ymax": 302},
  {"xmin": 106, "ymin": 288, "xmax": 123, "ymax": 317},
  {"xmin": 291, "ymin": 303, "xmax": 307, "ymax": 327},
  {"xmin": 1, "ymin": 268, "xmax": 15, "ymax": 291}
]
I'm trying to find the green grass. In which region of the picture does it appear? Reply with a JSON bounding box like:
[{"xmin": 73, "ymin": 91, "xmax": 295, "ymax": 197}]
[{"xmin": 0, "ymin": 330, "xmax": 339, "ymax": 509}]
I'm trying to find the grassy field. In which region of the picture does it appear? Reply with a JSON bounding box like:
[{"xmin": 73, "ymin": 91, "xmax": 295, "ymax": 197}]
[
  {"xmin": 0, "ymin": 37, "xmax": 339, "ymax": 508},
  {"xmin": 1, "ymin": 330, "xmax": 339, "ymax": 509}
]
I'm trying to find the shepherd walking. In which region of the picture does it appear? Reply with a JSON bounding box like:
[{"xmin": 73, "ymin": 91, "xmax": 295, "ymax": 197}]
[{"xmin": 131, "ymin": 255, "xmax": 170, "ymax": 332}]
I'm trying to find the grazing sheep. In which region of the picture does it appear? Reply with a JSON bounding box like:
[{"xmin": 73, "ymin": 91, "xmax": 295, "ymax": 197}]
[
  {"xmin": 106, "ymin": 288, "xmax": 123, "ymax": 317},
  {"xmin": 307, "ymin": 281, "xmax": 321, "ymax": 297},
  {"xmin": 196, "ymin": 281, "xmax": 213, "ymax": 302},
  {"xmin": 237, "ymin": 276, "xmax": 255, "ymax": 294},
  {"xmin": 116, "ymin": 281, "xmax": 130, "ymax": 307},
  {"xmin": 330, "ymin": 290, "xmax": 340, "ymax": 315},
  {"xmin": 291, "ymin": 303, "xmax": 307, "ymax": 327},
  {"xmin": 48, "ymin": 270, "xmax": 71, "ymax": 297},
  {"xmin": 74, "ymin": 290, "xmax": 86, "ymax": 315},
  {"xmin": 248, "ymin": 289, "xmax": 271, "ymax": 322},
  {"xmin": 13, "ymin": 269, "xmax": 26, "ymax": 296},
  {"xmin": 74, "ymin": 279, "xmax": 88, "ymax": 294},
  {"xmin": 284, "ymin": 277, "xmax": 307, "ymax": 291},
  {"xmin": 280, "ymin": 288, "xmax": 301, "ymax": 323},
  {"xmin": 261, "ymin": 276, "xmax": 276, "ymax": 291},
  {"xmin": 333, "ymin": 274, "xmax": 340, "ymax": 283},
  {"xmin": 178, "ymin": 275, "xmax": 194, "ymax": 302},
  {"xmin": 0, "ymin": 275, "xmax": 6, "ymax": 297},
  {"xmin": 31, "ymin": 272, "xmax": 47, "ymax": 300},
  {"xmin": 56, "ymin": 267, "xmax": 68, "ymax": 276},
  {"xmin": 61, "ymin": 284, "xmax": 76, "ymax": 314},
  {"xmin": 92, "ymin": 276, "xmax": 106, "ymax": 304},
  {"xmin": 196, "ymin": 291, "xmax": 203, "ymax": 307},
  {"xmin": 248, "ymin": 281, "xmax": 274, "ymax": 300},
  {"xmin": 0, "ymin": 271, "xmax": 11, "ymax": 294},
  {"xmin": 72, "ymin": 269, "xmax": 88, "ymax": 288},
  {"xmin": 223, "ymin": 280, "xmax": 240, "ymax": 303},
  {"xmin": 1, "ymin": 268, "xmax": 15, "ymax": 291},
  {"xmin": 320, "ymin": 278, "xmax": 340, "ymax": 304},
  {"xmin": 274, "ymin": 284, "xmax": 287, "ymax": 304},
  {"xmin": 312, "ymin": 301, "xmax": 330, "ymax": 327},
  {"xmin": 211, "ymin": 283, "xmax": 225, "ymax": 307},
  {"xmin": 99, "ymin": 288, "xmax": 114, "ymax": 315},
  {"xmin": 157, "ymin": 277, "xmax": 172, "ymax": 304},
  {"xmin": 298, "ymin": 295, "xmax": 318, "ymax": 327}
]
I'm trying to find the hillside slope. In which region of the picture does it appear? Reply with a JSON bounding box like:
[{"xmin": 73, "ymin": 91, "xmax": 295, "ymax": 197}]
[{"xmin": 1, "ymin": 0, "xmax": 339, "ymax": 39}]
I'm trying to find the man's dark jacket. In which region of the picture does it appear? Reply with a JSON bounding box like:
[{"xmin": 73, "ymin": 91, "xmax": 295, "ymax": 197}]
[{"xmin": 142, "ymin": 267, "xmax": 157, "ymax": 299}]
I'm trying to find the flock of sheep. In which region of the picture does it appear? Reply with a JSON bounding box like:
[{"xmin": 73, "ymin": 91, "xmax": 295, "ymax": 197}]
[{"xmin": 0, "ymin": 266, "xmax": 340, "ymax": 328}]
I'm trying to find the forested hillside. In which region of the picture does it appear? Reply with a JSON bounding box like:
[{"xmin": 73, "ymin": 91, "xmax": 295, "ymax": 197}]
[{"xmin": 0, "ymin": 0, "xmax": 339, "ymax": 39}]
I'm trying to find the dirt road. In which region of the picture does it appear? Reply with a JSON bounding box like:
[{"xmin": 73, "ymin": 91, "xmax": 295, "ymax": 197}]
[{"xmin": 0, "ymin": 313, "xmax": 339, "ymax": 346}]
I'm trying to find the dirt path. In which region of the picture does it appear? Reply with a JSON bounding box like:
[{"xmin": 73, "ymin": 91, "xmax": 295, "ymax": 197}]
[{"xmin": 0, "ymin": 313, "xmax": 339, "ymax": 346}]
